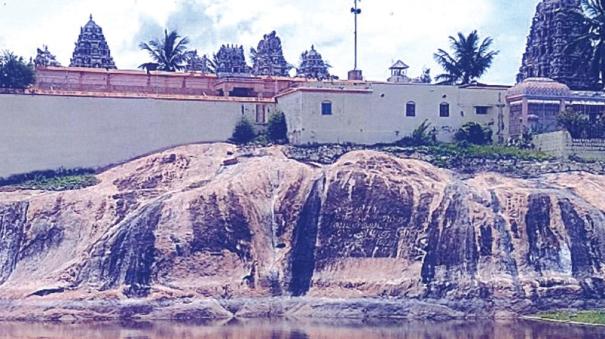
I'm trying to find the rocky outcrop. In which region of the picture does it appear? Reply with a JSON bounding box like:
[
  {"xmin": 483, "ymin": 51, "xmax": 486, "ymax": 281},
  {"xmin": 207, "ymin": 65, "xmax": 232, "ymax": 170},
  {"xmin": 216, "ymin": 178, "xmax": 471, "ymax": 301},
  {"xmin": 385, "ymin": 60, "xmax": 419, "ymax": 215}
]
[{"xmin": 0, "ymin": 143, "xmax": 605, "ymax": 321}]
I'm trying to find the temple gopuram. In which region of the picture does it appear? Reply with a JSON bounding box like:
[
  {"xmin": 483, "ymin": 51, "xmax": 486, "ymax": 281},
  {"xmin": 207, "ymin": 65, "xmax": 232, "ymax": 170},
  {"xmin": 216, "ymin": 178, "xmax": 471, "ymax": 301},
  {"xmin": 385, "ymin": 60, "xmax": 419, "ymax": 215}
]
[
  {"xmin": 184, "ymin": 50, "xmax": 213, "ymax": 73},
  {"xmin": 214, "ymin": 44, "xmax": 251, "ymax": 75},
  {"xmin": 251, "ymin": 31, "xmax": 292, "ymax": 77},
  {"xmin": 517, "ymin": 0, "xmax": 596, "ymax": 90},
  {"xmin": 33, "ymin": 46, "xmax": 61, "ymax": 68},
  {"xmin": 297, "ymin": 45, "xmax": 331, "ymax": 80},
  {"xmin": 69, "ymin": 15, "xmax": 117, "ymax": 69}
]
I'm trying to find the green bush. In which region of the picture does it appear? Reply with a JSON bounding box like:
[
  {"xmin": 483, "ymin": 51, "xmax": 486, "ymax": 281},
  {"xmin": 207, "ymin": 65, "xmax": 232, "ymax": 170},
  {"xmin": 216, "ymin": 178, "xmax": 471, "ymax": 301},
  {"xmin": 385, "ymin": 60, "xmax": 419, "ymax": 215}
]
[
  {"xmin": 558, "ymin": 109, "xmax": 605, "ymax": 139},
  {"xmin": 396, "ymin": 120, "xmax": 437, "ymax": 146},
  {"xmin": 231, "ymin": 116, "xmax": 256, "ymax": 144},
  {"xmin": 17, "ymin": 175, "xmax": 98, "ymax": 191},
  {"xmin": 454, "ymin": 122, "xmax": 492, "ymax": 145},
  {"xmin": 0, "ymin": 51, "xmax": 35, "ymax": 89},
  {"xmin": 267, "ymin": 112, "xmax": 288, "ymax": 144}
]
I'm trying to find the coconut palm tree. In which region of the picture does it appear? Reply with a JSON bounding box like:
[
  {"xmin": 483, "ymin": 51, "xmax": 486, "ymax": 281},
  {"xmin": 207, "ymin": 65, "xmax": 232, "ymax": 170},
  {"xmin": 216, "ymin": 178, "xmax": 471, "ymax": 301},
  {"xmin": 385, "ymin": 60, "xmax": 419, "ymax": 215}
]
[
  {"xmin": 433, "ymin": 30, "xmax": 499, "ymax": 85},
  {"xmin": 566, "ymin": 0, "xmax": 605, "ymax": 89},
  {"xmin": 139, "ymin": 29, "xmax": 190, "ymax": 72}
]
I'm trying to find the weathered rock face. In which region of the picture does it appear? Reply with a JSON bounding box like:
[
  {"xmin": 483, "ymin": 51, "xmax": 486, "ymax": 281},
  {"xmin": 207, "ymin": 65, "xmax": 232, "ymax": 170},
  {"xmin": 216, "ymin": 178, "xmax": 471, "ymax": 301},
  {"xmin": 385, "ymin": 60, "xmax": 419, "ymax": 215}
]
[{"xmin": 1, "ymin": 143, "xmax": 605, "ymax": 320}]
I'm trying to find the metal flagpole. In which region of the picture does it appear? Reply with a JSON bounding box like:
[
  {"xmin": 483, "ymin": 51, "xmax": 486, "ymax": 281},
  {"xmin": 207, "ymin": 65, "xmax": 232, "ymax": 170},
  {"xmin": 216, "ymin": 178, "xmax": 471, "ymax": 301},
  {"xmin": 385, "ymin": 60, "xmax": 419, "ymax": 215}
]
[{"xmin": 351, "ymin": 0, "xmax": 361, "ymax": 71}]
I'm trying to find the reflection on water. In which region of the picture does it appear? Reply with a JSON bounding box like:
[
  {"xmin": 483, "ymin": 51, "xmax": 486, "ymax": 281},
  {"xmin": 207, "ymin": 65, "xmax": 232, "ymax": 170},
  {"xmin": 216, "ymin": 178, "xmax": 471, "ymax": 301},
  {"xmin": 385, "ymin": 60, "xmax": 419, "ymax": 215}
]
[{"xmin": 0, "ymin": 318, "xmax": 604, "ymax": 339}]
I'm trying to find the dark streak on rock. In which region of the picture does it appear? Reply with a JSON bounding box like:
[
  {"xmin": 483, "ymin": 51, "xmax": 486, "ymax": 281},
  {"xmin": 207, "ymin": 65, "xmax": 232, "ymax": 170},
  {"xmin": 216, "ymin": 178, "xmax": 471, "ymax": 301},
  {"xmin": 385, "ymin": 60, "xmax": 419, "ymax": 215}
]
[
  {"xmin": 479, "ymin": 224, "xmax": 493, "ymax": 257},
  {"xmin": 489, "ymin": 191, "xmax": 519, "ymax": 279},
  {"xmin": 30, "ymin": 287, "xmax": 65, "ymax": 297},
  {"xmin": 288, "ymin": 176, "xmax": 323, "ymax": 296},
  {"xmin": 421, "ymin": 196, "xmax": 446, "ymax": 284},
  {"xmin": 0, "ymin": 202, "xmax": 28, "ymax": 284},
  {"xmin": 525, "ymin": 194, "xmax": 563, "ymax": 274},
  {"xmin": 316, "ymin": 172, "xmax": 413, "ymax": 268},
  {"xmin": 19, "ymin": 226, "xmax": 63, "ymax": 259},
  {"xmin": 80, "ymin": 202, "xmax": 162, "ymax": 297},
  {"xmin": 188, "ymin": 192, "xmax": 253, "ymax": 261},
  {"xmin": 422, "ymin": 185, "xmax": 479, "ymax": 286},
  {"xmin": 558, "ymin": 198, "xmax": 596, "ymax": 277}
]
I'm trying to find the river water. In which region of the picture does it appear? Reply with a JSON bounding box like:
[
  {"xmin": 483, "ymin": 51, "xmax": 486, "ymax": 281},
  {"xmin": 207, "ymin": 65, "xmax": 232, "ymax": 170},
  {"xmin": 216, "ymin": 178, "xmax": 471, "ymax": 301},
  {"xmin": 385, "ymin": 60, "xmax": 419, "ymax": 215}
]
[{"xmin": 0, "ymin": 319, "xmax": 604, "ymax": 339}]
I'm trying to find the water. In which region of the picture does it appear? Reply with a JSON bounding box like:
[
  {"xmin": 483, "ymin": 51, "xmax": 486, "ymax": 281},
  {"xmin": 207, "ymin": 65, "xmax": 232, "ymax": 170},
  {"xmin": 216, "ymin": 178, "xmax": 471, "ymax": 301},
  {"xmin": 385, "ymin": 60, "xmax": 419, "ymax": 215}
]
[{"xmin": 0, "ymin": 319, "xmax": 604, "ymax": 339}]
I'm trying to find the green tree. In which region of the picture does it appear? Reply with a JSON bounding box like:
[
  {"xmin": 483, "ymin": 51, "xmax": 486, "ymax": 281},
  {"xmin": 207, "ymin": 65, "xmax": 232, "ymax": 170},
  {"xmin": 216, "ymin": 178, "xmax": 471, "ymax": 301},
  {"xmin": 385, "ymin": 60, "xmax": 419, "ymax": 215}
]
[
  {"xmin": 231, "ymin": 117, "xmax": 256, "ymax": 144},
  {"xmin": 267, "ymin": 112, "xmax": 288, "ymax": 144},
  {"xmin": 433, "ymin": 31, "xmax": 499, "ymax": 85},
  {"xmin": 0, "ymin": 51, "xmax": 35, "ymax": 89},
  {"xmin": 567, "ymin": 0, "xmax": 605, "ymax": 89},
  {"xmin": 558, "ymin": 108, "xmax": 605, "ymax": 139},
  {"xmin": 454, "ymin": 122, "xmax": 493, "ymax": 145},
  {"xmin": 418, "ymin": 67, "xmax": 432, "ymax": 84},
  {"xmin": 139, "ymin": 29, "xmax": 190, "ymax": 72}
]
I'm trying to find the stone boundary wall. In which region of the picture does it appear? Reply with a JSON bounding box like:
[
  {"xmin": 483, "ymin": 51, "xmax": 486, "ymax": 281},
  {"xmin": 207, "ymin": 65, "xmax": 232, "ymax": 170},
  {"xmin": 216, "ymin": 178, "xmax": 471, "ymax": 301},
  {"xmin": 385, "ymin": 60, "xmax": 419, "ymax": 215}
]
[
  {"xmin": 534, "ymin": 131, "xmax": 605, "ymax": 161},
  {"xmin": 0, "ymin": 93, "xmax": 273, "ymax": 177},
  {"xmin": 34, "ymin": 67, "xmax": 301, "ymax": 99},
  {"xmin": 532, "ymin": 131, "xmax": 569, "ymax": 158}
]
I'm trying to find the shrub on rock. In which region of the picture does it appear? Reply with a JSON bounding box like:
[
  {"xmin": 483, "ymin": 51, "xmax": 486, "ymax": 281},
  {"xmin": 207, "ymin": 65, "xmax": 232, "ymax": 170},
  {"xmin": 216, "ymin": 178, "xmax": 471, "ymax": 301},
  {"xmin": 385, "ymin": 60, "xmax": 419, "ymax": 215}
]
[
  {"xmin": 455, "ymin": 122, "xmax": 492, "ymax": 145},
  {"xmin": 231, "ymin": 117, "xmax": 256, "ymax": 144},
  {"xmin": 267, "ymin": 112, "xmax": 288, "ymax": 144}
]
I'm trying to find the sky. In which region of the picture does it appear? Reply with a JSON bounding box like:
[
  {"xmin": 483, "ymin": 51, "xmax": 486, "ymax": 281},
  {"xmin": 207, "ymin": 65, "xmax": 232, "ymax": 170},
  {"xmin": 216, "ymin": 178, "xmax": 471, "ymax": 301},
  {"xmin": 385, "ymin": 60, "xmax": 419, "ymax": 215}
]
[{"xmin": 0, "ymin": 0, "xmax": 541, "ymax": 85}]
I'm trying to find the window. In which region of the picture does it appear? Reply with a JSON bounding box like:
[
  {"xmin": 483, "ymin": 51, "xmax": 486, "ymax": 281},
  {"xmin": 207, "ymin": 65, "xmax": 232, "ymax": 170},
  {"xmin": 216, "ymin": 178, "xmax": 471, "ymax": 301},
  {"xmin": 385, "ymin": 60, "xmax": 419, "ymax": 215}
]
[
  {"xmin": 406, "ymin": 101, "xmax": 416, "ymax": 117},
  {"xmin": 321, "ymin": 101, "xmax": 332, "ymax": 115},
  {"xmin": 439, "ymin": 102, "xmax": 450, "ymax": 117},
  {"xmin": 475, "ymin": 106, "xmax": 489, "ymax": 115},
  {"xmin": 256, "ymin": 104, "xmax": 266, "ymax": 124}
]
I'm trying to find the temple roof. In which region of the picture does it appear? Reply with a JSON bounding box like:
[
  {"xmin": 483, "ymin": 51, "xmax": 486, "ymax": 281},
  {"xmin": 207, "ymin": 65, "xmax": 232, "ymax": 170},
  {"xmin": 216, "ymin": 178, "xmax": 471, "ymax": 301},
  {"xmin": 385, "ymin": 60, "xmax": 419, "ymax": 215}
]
[
  {"xmin": 83, "ymin": 15, "xmax": 101, "ymax": 30},
  {"xmin": 389, "ymin": 60, "xmax": 409, "ymax": 70},
  {"xmin": 507, "ymin": 77, "xmax": 571, "ymax": 98}
]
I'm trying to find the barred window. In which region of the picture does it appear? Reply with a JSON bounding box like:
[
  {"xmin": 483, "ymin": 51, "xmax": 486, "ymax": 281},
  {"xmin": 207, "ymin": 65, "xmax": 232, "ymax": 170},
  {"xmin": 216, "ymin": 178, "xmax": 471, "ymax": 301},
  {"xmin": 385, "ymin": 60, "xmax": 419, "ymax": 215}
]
[
  {"xmin": 406, "ymin": 101, "xmax": 416, "ymax": 117},
  {"xmin": 439, "ymin": 102, "xmax": 450, "ymax": 117},
  {"xmin": 321, "ymin": 101, "xmax": 332, "ymax": 115}
]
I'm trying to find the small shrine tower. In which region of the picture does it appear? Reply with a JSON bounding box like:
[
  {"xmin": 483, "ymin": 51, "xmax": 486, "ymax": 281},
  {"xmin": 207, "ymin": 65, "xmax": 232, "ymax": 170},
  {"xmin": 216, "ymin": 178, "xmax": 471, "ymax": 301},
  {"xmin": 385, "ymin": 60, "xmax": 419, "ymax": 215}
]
[
  {"xmin": 297, "ymin": 45, "xmax": 331, "ymax": 80},
  {"xmin": 387, "ymin": 60, "xmax": 410, "ymax": 83}
]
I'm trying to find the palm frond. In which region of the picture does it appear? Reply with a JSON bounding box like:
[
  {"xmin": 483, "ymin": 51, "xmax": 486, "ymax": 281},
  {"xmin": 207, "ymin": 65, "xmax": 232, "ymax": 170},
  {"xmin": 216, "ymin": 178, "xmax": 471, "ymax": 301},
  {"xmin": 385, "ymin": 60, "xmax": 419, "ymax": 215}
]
[
  {"xmin": 434, "ymin": 30, "xmax": 498, "ymax": 85},
  {"xmin": 139, "ymin": 29, "xmax": 190, "ymax": 72}
]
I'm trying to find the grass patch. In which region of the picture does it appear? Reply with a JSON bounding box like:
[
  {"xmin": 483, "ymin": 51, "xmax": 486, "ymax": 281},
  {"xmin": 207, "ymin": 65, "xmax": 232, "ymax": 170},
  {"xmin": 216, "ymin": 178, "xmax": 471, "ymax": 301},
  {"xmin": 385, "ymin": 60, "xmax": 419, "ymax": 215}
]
[
  {"xmin": 13, "ymin": 174, "xmax": 99, "ymax": 191},
  {"xmin": 424, "ymin": 143, "xmax": 553, "ymax": 161},
  {"xmin": 0, "ymin": 168, "xmax": 98, "ymax": 191},
  {"xmin": 538, "ymin": 311, "xmax": 605, "ymax": 325}
]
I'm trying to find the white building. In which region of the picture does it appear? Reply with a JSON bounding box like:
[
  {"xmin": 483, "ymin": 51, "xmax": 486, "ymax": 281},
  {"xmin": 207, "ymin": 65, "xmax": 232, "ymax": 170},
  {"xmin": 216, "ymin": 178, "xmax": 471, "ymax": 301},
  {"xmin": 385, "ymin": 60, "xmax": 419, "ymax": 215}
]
[{"xmin": 277, "ymin": 81, "xmax": 509, "ymax": 145}]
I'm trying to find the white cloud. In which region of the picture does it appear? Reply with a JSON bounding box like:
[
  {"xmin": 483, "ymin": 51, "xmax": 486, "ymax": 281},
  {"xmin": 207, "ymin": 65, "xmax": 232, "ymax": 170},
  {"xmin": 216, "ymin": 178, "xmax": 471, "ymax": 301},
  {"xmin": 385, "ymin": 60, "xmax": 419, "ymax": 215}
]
[{"xmin": 0, "ymin": 0, "xmax": 539, "ymax": 84}]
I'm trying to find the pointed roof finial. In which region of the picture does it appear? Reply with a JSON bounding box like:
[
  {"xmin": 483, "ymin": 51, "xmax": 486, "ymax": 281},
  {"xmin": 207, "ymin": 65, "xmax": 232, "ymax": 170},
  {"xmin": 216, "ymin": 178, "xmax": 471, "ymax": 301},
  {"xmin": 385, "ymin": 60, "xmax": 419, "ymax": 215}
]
[{"xmin": 89, "ymin": 14, "xmax": 93, "ymax": 21}]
